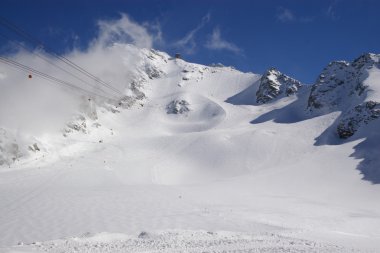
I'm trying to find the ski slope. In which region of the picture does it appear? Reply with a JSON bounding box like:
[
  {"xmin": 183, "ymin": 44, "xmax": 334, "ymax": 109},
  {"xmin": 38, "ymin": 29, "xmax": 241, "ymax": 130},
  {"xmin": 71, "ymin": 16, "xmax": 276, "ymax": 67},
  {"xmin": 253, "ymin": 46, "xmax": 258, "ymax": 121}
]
[{"xmin": 1, "ymin": 51, "xmax": 380, "ymax": 252}]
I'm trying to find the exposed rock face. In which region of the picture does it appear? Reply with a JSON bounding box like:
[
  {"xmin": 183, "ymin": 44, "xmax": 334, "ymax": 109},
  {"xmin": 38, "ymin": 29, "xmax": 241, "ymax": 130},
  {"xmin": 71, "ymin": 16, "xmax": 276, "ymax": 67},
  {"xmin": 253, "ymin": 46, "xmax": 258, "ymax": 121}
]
[
  {"xmin": 256, "ymin": 68, "xmax": 303, "ymax": 104},
  {"xmin": 307, "ymin": 53, "xmax": 380, "ymax": 139},
  {"xmin": 337, "ymin": 101, "xmax": 380, "ymax": 138},
  {"xmin": 351, "ymin": 53, "xmax": 380, "ymax": 70},
  {"xmin": 308, "ymin": 53, "xmax": 380, "ymax": 112},
  {"xmin": 166, "ymin": 100, "xmax": 190, "ymax": 114},
  {"xmin": 307, "ymin": 61, "xmax": 354, "ymax": 111}
]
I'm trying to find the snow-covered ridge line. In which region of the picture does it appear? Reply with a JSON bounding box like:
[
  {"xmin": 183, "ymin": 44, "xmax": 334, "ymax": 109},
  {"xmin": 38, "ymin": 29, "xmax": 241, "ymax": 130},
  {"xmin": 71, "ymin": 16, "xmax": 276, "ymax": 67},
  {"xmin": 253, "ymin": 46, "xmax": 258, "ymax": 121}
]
[
  {"xmin": 1, "ymin": 50, "xmax": 379, "ymax": 168},
  {"xmin": 307, "ymin": 53, "xmax": 380, "ymax": 138},
  {"xmin": 254, "ymin": 52, "xmax": 380, "ymax": 139}
]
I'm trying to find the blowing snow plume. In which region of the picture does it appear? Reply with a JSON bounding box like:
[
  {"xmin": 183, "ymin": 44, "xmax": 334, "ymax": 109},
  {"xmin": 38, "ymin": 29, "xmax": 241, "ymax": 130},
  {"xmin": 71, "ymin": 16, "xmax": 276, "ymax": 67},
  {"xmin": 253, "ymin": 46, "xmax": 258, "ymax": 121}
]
[{"xmin": 0, "ymin": 13, "xmax": 164, "ymax": 166}]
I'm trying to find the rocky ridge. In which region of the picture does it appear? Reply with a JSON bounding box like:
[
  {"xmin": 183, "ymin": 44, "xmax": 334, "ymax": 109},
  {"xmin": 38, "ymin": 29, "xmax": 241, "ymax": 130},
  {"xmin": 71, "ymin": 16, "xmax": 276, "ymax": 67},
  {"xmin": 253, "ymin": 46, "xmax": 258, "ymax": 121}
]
[
  {"xmin": 256, "ymin": 68, "xmax": 303, "ymax": 104},
  {"xmin": 307, "ymin": 53, "xmax": 380, "ymax": 138}
]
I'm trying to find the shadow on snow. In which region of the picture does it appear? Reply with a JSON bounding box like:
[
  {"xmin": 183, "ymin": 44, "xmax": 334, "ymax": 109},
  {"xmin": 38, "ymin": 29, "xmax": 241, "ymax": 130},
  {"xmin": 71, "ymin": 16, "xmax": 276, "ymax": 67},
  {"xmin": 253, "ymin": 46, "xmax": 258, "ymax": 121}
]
[{"xmin": 226, "ymin": 88, "xmax": 380, "ymax": 184}]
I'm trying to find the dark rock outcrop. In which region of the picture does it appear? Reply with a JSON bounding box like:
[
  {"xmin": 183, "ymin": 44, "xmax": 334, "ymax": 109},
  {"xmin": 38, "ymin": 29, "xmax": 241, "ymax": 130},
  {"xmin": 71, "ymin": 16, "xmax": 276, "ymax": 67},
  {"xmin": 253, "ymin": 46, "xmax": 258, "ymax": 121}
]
[
  {"xmin": 166, "ymin": 100, "xmax": 190, "ymax": 114},
  {"xmin": 337, "ymin": 101, "xmax": 380, "ymax": 138},
  {"xmin": 307, "ymin": 53, "xmax": 380, "ymax": 139},
  {"xmin": 256, "ymin": 68, "xmax": 302, "ymax": 104}
]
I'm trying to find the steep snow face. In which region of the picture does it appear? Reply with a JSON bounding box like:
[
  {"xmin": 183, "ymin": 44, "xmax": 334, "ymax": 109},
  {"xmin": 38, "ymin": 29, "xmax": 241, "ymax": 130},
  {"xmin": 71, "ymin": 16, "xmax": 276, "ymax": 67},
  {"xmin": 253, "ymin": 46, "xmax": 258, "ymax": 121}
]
[
  {"xmin": 0, "ymin": 45, "xmax": 170, "ymax": 167},
  {"xmin": 129, "ymin": 48, "xmax": 168, "ymax": 99},
  {"xmin": 308, "ymin": 53, "xmax": 380, "ymax": 138},
  {"xmin": 256, "ymin": 68, "xmax": 303, "ymax": 104}
]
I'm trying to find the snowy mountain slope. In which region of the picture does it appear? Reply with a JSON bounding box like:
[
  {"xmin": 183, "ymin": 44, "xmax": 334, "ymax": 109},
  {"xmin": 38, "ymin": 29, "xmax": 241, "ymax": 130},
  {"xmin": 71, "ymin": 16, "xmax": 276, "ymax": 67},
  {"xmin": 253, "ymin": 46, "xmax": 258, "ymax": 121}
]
[
  {"xmin": 247, "ymin": 53, "xmax": 380, "ymax": 183},
  {"xmin": 309, "ymin": 54, "xmax": 380, "ymax": 182},
  {"xmin": 0, "ymin": 48, "xmax": 380, "ymax": 252},
  {"xmin": 0, "ymin": 45, "xmax": 169, "ymax": 167}
]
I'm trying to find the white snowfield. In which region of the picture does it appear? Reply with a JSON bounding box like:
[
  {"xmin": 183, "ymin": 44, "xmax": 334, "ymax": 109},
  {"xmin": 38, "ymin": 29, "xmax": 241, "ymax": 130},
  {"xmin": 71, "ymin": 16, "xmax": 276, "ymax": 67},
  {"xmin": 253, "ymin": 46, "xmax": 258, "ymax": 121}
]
[
  {"xmin": 3, "ymin": 231, "xmax": 364, "ymax": 253},
  {"xmin": 0, "ymin": 47, "xmax": 380, "ymax": 253}
]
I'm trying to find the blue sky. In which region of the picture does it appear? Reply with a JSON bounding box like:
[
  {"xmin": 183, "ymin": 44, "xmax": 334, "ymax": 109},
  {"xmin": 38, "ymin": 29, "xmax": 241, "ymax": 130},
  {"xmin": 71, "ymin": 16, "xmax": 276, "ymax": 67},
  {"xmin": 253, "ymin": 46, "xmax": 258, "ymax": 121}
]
[{"xmin": 1, "ymin": 0, "xmax": 380, "ymax": 83}]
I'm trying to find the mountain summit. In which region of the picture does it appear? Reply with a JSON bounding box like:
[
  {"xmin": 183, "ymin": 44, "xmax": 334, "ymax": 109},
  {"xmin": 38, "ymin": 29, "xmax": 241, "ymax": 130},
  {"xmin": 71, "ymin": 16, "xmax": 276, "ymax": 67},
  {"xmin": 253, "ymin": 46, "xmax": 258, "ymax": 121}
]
[
  {"xmin": 256, "ymin": 68, "xmax": 303, "ymax": 104},
  {"xmin": 307, "ymin": 53, "xmax": 380, "ymax": 138}
]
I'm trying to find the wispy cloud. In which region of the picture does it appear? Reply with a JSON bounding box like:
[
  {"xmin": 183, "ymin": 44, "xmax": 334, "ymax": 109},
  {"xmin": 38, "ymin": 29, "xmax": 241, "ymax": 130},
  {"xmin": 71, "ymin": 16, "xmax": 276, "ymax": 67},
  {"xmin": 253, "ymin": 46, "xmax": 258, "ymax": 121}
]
[
  {"xmin": 276, "ymin": 7, "xmax": 295, "ymax": 22},
  {"xmin": 143, "ymin": 19, "xmax": 164, "ymax": 45},
  {"xmin": 95, "ymin": 13, "xmax": 154, "ymax": 49},
  {"xmin": 276, "ymin": 7, "xmax": 314, "ymax": 23},
  {"xmin": 205, "ymin": 27, "xmax": 241, "ymax": 54},
  {"xmin": 173, "ymin": 13, "xmax": 211, "ymax": 54},
  {"xmin": 326, "ymin": 0, "xmax": 339, "ymax": 20},
  {"xmin": 0, "ymin": 13, "xmax": 162, "ymax": 136}
]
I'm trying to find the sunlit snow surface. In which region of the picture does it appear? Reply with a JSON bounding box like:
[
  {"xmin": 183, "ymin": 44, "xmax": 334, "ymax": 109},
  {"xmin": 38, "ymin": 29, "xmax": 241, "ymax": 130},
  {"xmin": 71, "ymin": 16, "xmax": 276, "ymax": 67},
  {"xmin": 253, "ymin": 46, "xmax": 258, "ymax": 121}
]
[
  {"xmin": 1, "ymin": 48, "xmax": 380, "ymax": 253},
  {"xmin": 3, "ymin": 231, "xmax": 362, "ymax": 253}
]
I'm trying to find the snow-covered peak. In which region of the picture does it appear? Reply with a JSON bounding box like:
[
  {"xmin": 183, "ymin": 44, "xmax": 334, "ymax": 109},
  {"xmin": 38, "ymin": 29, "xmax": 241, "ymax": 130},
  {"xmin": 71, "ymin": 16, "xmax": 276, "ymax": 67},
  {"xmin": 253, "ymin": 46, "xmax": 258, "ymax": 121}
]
[
  {"xmin": 307, "ymin": 54, "xmax": 380, "ymax": 112},
  {"xmin": 256, "ymin": 68, "xmax": 303, "ymax": 104},
  {"xmin": 307, "ymin": 53, "xmax": 380, "ymax": 138},
  {"xmin": 308, "ymin": 53, "xmax": 380, "ymax": 110}
]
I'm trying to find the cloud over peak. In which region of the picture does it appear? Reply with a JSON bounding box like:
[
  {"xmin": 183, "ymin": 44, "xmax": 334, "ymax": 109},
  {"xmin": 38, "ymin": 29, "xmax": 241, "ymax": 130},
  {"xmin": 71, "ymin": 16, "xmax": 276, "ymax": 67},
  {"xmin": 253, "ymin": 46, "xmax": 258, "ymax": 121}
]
[
  {"xmin": 95, "ymin": 13, "xmax": 154, "ymax": 49},
  {"xmin": 205, "ymin": 27, "xmax": 241, "ymax": 54}
]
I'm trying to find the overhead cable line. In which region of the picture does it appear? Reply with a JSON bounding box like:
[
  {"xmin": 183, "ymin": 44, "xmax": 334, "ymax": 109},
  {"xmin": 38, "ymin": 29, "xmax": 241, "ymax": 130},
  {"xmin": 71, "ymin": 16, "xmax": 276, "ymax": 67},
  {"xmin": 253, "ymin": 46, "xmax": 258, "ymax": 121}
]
[
  {"xmin": 0, "ymin": 32, "xmax": 118, "ymax": 99},
  {"xmin": 0, "ymin": 56, "xmax": 119, "ymax": 102},
  {"xmin": 0, "ymin": 16, "xmax": 123, "ymax": 95}
]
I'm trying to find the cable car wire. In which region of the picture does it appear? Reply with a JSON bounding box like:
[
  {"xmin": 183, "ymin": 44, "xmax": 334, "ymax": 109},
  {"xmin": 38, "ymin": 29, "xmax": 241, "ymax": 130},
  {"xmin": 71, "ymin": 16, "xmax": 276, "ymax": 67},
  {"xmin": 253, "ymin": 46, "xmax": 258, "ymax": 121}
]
[
  {"xmin": 0, "ymin": 16, "xmax": 123, "ymax": 95},
  {"xmin": 0, "ymin": 32, "xmax": 119, "ymax": 99},
  {"xmin": 0, "ymin": 56, "xmax": 119, "ymax": 102}
]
